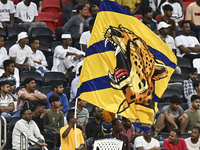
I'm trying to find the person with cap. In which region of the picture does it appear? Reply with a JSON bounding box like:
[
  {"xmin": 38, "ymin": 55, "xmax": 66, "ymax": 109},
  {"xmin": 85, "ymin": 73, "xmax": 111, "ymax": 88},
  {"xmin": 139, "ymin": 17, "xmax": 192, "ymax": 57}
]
[
  {"xmin": 51, "ymin": 34, "xmax": 85, "ymax": 78},
  {"xmin": 9, "ymin": 32, "xmax": 35, "ymax": 73},
  {"xmin": 158, "ymin": 21, "xmax": 176, "ymax": 53},
  {"xmin": 97, "ymin": 121, "xmax": 115, "ymax": 140}
]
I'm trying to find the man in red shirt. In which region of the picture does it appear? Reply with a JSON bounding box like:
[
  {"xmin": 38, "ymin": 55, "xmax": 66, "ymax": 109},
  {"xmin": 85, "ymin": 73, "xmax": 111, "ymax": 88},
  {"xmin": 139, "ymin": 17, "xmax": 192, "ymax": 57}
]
[{"xmin": 163, "ymin": 128, "xmax": 188, "ymax": 150}]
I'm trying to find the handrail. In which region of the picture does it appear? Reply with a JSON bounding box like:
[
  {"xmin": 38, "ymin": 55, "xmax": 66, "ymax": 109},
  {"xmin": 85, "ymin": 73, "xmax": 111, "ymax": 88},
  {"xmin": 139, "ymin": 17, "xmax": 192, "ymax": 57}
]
[
  {"xmin": 0, "ymin": 116, "xmax": 7, "ymax": 150},
  {"xmin": 20, "ymin": 132, "xmax": 28, "ymax": 150}
]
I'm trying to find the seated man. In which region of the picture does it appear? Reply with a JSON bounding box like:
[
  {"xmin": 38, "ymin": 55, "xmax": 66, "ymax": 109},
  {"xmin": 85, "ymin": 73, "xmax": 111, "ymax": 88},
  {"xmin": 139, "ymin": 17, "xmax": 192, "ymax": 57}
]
[
  {"xmin": 160, "ymin": 95, "xmax": 188, "ymax": 133},
  {"xmin": 71, "ymin": 98, "xmax": 89, "ymax": 127},
  {"xmin": 116, "ymin": 0, "xmax": 140, "ymax": 15},
  {"xmin": 14, "ymin": 0, "xmax": 46, "ymax": 30},
  {"xmin": 32, "ymin": 100, "xmax": 47, "ymax": 132},
  {"xmin": 185, "ymin": 126, "xmax": 200, "ymax": 149},
  {"xmin": 17, "ymin": 78, "xmax": 47, "ymax": 110},
  {"xmin": 28, "ymin": 37, "xmax": 50, "ymax": 76},
  {"xmin": 12, "ymin": 108, "xmax": 47, "ymax": 149},
  {"xmin": 51, "ymin": 34, "xmax": 85, "ymax": 77},
  {"xmin": 45, "ymin": 81, "xmax": 69, "ymax": 116},
  {"xmin": 183, "ymin": 68, "xmax": 198, "ymax": 100},
  {"xmin": 9, "ymin": 32, "xmax": 35, "ymax": 72},
  {"xmin": 175, "ymin": 21, "xmax": 200, "ymax": 63},
  {"xmin": 44, "ymin": 95, "xmax": 64, "ymax": 137},
  {"xmin": 163, "ymin": 128, "xmax": 187, "ymax": 149},
  {"xmin": 60, "ymin": 109, "xmax": 85, "ymax": 150},
  {"xmin": 185, "ymin": 95, "xmax": 200, "ymax": 132},
  {"xmin": 97, "ymin": 121, "xmax": 115, "ymax": 140},
  {"xmin": 134, "ymin": 126, "xmax": 161, "ymax": 150}
]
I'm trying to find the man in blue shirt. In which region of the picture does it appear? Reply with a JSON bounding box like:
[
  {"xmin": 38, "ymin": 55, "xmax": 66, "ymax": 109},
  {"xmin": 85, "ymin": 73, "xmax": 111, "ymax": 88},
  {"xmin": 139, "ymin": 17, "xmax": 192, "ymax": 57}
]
[{"xmin": 45, "ymin": 81, "xmax": 69, "ymax": 116}]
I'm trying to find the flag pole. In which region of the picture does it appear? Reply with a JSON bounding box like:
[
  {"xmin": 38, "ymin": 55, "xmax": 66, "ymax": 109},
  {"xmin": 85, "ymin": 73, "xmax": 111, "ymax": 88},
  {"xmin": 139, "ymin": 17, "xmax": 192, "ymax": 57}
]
[{"xmin": 74, "ymin": 98, "xmax": 78, "ymax": 148}]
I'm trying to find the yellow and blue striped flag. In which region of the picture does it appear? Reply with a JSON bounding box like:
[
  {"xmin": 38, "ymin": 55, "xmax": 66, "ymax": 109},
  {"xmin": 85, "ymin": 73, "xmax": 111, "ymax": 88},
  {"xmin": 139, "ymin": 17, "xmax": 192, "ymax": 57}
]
[{"xmin": 77, "ymin": 0, "xmax": 177, "ymax": 131}]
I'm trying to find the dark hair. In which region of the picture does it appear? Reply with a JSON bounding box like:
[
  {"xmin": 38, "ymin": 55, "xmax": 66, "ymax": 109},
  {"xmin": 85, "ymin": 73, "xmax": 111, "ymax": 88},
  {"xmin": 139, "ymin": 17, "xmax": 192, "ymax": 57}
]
[
  {"xmin": 0, "ymin": 81, "xmax": 9, "ymax": 88},
  {"xmin": 3, "ymin": 59, "xmax": 15, "ymax": 71},
  {"xmin": 170, "ymin": 95, "xmax": 182, "ymax": 104},
  {"xmin": 189, "ymin": 68, "xmax": 197, "ymax": 74},
  {"xmin": 142, "ymin": 6, "xmax": 152, "ymax": 17},
  {"xmin": 163, "ymin": 4, "xmax": 173, "ymax": 11},
  {"xmin": 89, "ymin": 5, "xmax": 96, "ymax": 13},
  {"xmin": 123, "ymin": 6, "xmax": 130, "ymax": 12},
  {"xmin": 92, "ymin": 106, "xmax": 98, "ymax": 113},
  {"xmin": 181, "ymin": 20, "xmax": 190, "ymax": 28},
  {"xmin": 172, "ymin": 128, "xmax": 181, "ymax": 137},
  {"xmin": 0, "ymin": 35, "xmax": 4, "ymax": 39},
  {"xmin": 192, "ymin": 126, "xmax": 200, "ymax": 133},
  {"xmin": 92, "ymin": 126, "xmax": 102, "ymax": 138},
  {"xmin": 67, "ymin": 109, "xmax": 75, "ymax": 122},
  {"xmin": 49, "ymin": 95, "xmax": 60, "ymax": 105},
  {"xmin": 30, "ymin": 37, "xmax": 39, "ymax": 44},
  {"xmin": 150, "ymin": 125, "xmax": 155, "ymax": 133},
  {"xmin": 89, "ymin": 18, "xmax": 95, "ymax": 27},
  {"xmin": 77, "ymin": 4, "xmax": 85, "ymax": 14},
  {"xmin": 33, "ymin": 100, "xmax": 47, "ymax": 110},
  {"xmin": 111, "ymin": 118, "xmax": 118, "ymax": 127},
  {"xmin": 142, "ymin": 21, "xmax": 150, "ymax": 26},
  {"xmin": 193, "ymin": 81, "xmax": 200, "ymax": 89},
  {"xmin": 191, "ymin": 94, "xmax": 200, "ymax": 102},
  {"xmin": 24, "ymin": 78, "xmax": 35, "ymax": 86},
  {"xmin": 52, "ymin": 81, "xmax": 63, "ymax": 91},
  {"xmin": 20, "ymin": 108, "xmax": 30, "ymax": 118}
]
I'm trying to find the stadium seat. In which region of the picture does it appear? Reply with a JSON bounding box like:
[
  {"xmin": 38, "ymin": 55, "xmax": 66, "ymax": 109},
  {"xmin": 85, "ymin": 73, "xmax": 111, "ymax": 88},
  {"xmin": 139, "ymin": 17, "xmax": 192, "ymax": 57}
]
[
  {"xmin": 134, "ymin": 14, "xmax": 143, "ymax": 20},
  {"xmin": 38, "ymin": 41, "xmax": 52, "ymax": 58},
  {"xmin": 180, "ymin": 103, "xmax": 188, "ymax": 110},
  {"xmin": 7, "ymin": 26, "xmax": 28, "ymax": 42},
  {"xmin": 181, "ymin": 67, "xmax": 190, "ymax": 79},
  {"xmin": 168, "ymin": 82, "xmax": 183, "ymax": 94},
  {"xmin": 193, "ymin": 58, "xmax": 200, "ymax": 73},
  {"xmin": 57, "ymin": 12, "xmax": 64, "ymax": 27},
  {"xmin": 69, "ymin": 101, "xmax": 75, "ymax": 108},
  {"xmin": 42, "ymin": 0, "xmax": 61, "ymax": 19},
  {"xmin": 4, "ymin": 131, "xmax": 12, "ymax": 150},
  {"xmin": 46, "ymin": 140, "xmax": 55, "ymax": 150},
  {"xmin": 86, "ymin": 102, "xmax": 95, "ymax": 117},
  {"xmin": 35, "ymin": 12, "xmax": 56, "ymax": 33},
  {"xmin": 55, "ymin": 27, "xmax": 63, "ymax": 41},
  {"xmin": 0, "ymin": 28, "xmax": 6, "ymax": 39},
  {"xmin": 41, "ymin": 132, "xmax": 54, "ymax": 141},
  {"xmin": 157, "ymin": 103, "xmax": 169, "ymax": 111},
  {"xmin": 51, "ymin": 41, "xmax": 62, "ymax": 53},
  {"xmin": 183, "ymin": 0, "xmax": 195, "ymax": 2},
  {"xmin": 47, "ymin": 56, "xmax": 53, "ymax": 70},
  {"xmin": 160, "ymin": 88, "xmax": 181, "ymax": 103},
  {"xmin": 62, "ymin": 0, "xmax": 70, "ymax": 6},
  {"xmin": 161, "ymin": 132, "xmax": 170, "ymax": 139},
  {"xmin": 9, "ymin": 117, "xmax": 21, "ymax": 131},
  {"xmin": 4, "ymin": 41, "xmax": 15, "ymax": 53},
  {"xmin": 183, "ymin": 2, "xmax": 191, "ymax": 13},
  {"xmin": 52, "ymin": 148, "xmax": 60, "ymax": 150},
  {"xmin": 68, "ymin": 72, "xmax": 76, "ymax": 86},
  {"xmin": 10, "ymin": 0, "xmax": 19, "ymax": 4},
  {"xmin": 44, "ymin": 72, "xmax": 68, "ymax": 87},
  {"xmin": 180, "ymin": 133, "xmax": 191, "ymax": 139},
  {"xmin": 64, "ymin": 85, "xmax": 71, "ymax": 100},
  {"xmin": 169, "ymin": 74, "xmax": 184, "ymax": 83},
  {"xmin": 30, "ymin": 27, "xmax": 53, "ymax": 47},
  {"xmin": 16, "ymin": 86, "xmax": 25, "ymax": 94},
  {"xmin": 40, "ymin": 86, "xmax": 52, "ymax": 95},
  {"xmin": 55, "ymin": 133, "xmax": 61, "ymax": 147},
  {"xmin": 177, "ymin": 58, "xmax": 191, "ymax": 68},
  {"xmin": 155, "ymin": 15, "xmax": 162, "ymax": 21}
]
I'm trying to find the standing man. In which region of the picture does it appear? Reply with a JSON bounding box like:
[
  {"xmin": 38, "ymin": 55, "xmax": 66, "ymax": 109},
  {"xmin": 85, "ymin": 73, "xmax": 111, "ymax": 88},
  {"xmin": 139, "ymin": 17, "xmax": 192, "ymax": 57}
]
[
  {"xmin": 62, "ymin": 5, "xmax": 87, "ymax": 47},
  {"xmin": 185, "ymin": 126, "xmax": 200, "ymax": 150},
  {"xmin": 84, "ymin": 5, "xmax": 97, "ymax": 30},
  {"xmin": 51, "ymin": 34, "xmax": 85, "ymax": 77},
  {"xmin": 9, "ymin": 32, "xmax": 35, "ymax": 72}
]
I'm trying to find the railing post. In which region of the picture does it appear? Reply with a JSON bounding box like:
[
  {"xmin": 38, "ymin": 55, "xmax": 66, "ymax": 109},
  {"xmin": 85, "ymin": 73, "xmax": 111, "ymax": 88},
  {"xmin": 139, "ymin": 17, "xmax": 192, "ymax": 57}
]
[
  {"xmin": 0, "ymin": 116, "xmax": 7, "ymax": 150},
  {"xmin": 20, "ymin": 132, "xmax": 28, "ymax": 150}
]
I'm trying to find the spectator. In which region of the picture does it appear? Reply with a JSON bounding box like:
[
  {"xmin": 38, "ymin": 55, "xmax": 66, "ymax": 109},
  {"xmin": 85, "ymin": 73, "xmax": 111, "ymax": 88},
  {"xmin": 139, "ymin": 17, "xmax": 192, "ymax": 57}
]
[
  {"xmin": 140, "ymin": 6, "xmax": 158, "ymax": 34},
  {"xmin": 0, "ymin": 0, "xmax": 15, "ymax": 28},
  {"xmin": 163, "ymin": 128, "xmax": 187, "ymax": 149},
  {"xmin": 60, "ymin": 109, "xmax": 85, "ymax": 150},
  {"xmin": 85, "ymin": 126, "xmax": 103, "ymax": 150},
  {"xmin": 88, "ymin": 0, "xmax": 101, "ymax": 7},
  {"xmin": 85, "ymin": 5, "xmax": 97, "ymax": 30},
  {"xmin": 28, "ymin": 37, "xmax": 49, "ymax": 76},
  {"xmin": 183, "ymin": 68, "xmax": 198, "ymax": 100},
  {"xmin": 160, "ymin": 0, "xmax": 183, "ymax": 30},
  {"xmin": 51, "ymin": 34, "xmax": 85, "ymax": 78},
  {"xmin": 116, "ymin": 0, "xmax": 140, "ymax": 15},
  {"xmin": 112, "ymin": 118, "xmax": 130, "ymax": 150},
  {"xmin": 185, "ymin": 95, "xmax": 200, "ymax": 132},
  {"xmin": 44, "ymin": 95, "xmax": 64, "ymax": 137},
  {"xmin": 32, "ymin": 0, "xmax": 43, "ymax": 12},
  {"xmin": 175, "ymin": 21, "xmax": 200, "ymax": 63},
  {"xmin": 32, "ymin": 100, "xmax": 47, "ymax": 132},
  {"xmin": 85, "ymin": 106, "xmax": 104, "ymax": 138},
  {"xmin": 14, "ymin": 0, "xmax": 46, "ymax": 31},
  {"xmin": 12, "ymin": 108, "xmax": 47, "ymax": 149},
  {"xmin": 158, "ymin": 21, "xmax": 176, "ymax": 53},
  {"xmin": 62, "ymin": 0, "xmax": 79, "ymax": 23},
  {"xmin": 103, "ymin": 110, "xmax": 115, "ymax": 122},
  {"xmin": 0, "ymin": 81, "xmax": 15, "ymax": 121},
  {"xmin": 185, "ymin": 0, "xmax": 200, "ymax": 38},
  {"xmin": 70, "ymin": 65, "xmax": 82, "ymax": 102},
  {"xmin": 62, "ymin": 4, "xmax": 87, "ymax": 47},
  {"xmin": 80, "ymin": 18, "xmax": 95, "ymax": 52},
  {"xmin": 71, "ymin": 98, "xmax": 89, "ymax": 127},
  {"xmin": 193, "ymin": 81, "xmax": 200, "ymax": 97},
  {"xmin": 158, "ymin": 4, "xmax": 176, "ymax": 38},
  {"xmin": 160, "ymin": 95, "xmax": 188, "ymax": 133},
  {"xmin": 9, "ymin": 32, "xmax": 35, "ymax": 72},
  {"xmin": 45, "ymin": 81, "xmax": 69, "ymax": 116},
  {"xmin": 185, "ymin": 126, "xmax": 200, "ymax": 150},
  {"xmin": 134, "ymin": 126, "xmax": 161, "ymax": 150},
  {"xmin": 17, "ymin": 78, "xmax": 47, "ymax": 110},
  {"xmin": 97, "ymin": 121, "xmax": 115, "ymax": 140}
]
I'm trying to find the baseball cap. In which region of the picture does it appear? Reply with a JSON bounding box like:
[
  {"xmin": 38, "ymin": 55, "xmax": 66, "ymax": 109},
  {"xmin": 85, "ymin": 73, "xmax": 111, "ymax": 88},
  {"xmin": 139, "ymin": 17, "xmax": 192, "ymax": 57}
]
[
  {"xmin": 157, "ymin": 21, "xmax": 171, "ymax": 30},
  {"xmin": 102, "ymin": 121, "xmax": 113, "ymax": 133},
  {"xmin": 16, "ymin": 32, "xmax": 28, "ymax": 43}
]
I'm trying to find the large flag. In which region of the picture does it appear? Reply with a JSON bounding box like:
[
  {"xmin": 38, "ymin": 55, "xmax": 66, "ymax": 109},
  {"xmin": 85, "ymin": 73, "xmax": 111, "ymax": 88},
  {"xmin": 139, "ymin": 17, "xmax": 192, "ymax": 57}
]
[{"xmin": 77, "ymin": 0, "xmax": 177, "ymax": 131}]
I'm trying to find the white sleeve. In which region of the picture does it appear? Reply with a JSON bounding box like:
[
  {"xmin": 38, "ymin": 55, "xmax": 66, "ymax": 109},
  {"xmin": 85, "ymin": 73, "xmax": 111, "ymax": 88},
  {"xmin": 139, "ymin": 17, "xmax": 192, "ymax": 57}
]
[
  {"xmin": 9, "ymin": 46, "xmax": 16, "ymax": 57},
  {"xmin": 171, "ymin": 37, "xmax": 176, "ymax": 49},
  {"xmin": 193, "ymin": 37, "xmax": 200, "ymax": 45},
  {"xmin": 14, "ymin": 4, "xmax": 20, "ymax": 18},
  {"xmin": 134, "ymin": 137, "xmax": 143, "ymax": 148},
  {"xmin": 153, "ymin": 138, "xmax": 160, "ymax": 147},
  {"xmin": 39, "ymin": 51, "xmax": 48, "ymax": 67},
  {"xmin": 10, "ymin": 1, "xmax": 16, "ymax": 14},
  {"xmin": 176, "ymin": 3, "xmax": 183, "ymax": 23},
  {"xmin": 27, "ymin": 56, "xmax": 35, "ymax": 67},
  {"xmin": 33, "ymin": 122, "xmax": 45, "ymax": 141},
  {"xmin": 26, "ymin": 47, "xmax": 32, "ymax": 57},
  {"xmin": 79, "ymin": 32, "xmax": 87, "ymax": 44},
  {"xmin": 54, "ymin": 46, "xmax": 68, "ymax": 59},
  {"xmin": 175, "ymin": 36, "xmax": 183, "ymax": 47},
  {"xmin": 33, "ymin": 3, "xmax": 38, "ymax": 17}
]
